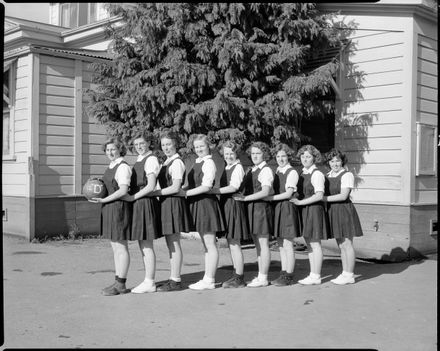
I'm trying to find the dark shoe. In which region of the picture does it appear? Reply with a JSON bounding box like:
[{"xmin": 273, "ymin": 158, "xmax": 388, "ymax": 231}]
[
  {"xmin": 157, "ymin": 280, "xmax": 182, "ymax": 292},
  {"xmin": 102, "ymin": 281, "xmax": 117, "ymax": 291},
  {"xmin": 271, "ymin": 272, "xmax": 293, "ymax": 287},
  {"xmin": 293, "ymin": 242, "xmax": 306, "ymax": 251},
  {"xmin": 102, "ymin": 282, "xmax": 130, "ymax": 296},
  {"xmin": 222, "ymin": 274, "xmax": 246, "ymax": 288}
]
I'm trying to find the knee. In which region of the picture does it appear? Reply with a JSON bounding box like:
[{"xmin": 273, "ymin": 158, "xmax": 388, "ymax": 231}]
[
  {"xmin": 340, "ymin": 239, "xmax": 353, "ymax": 251},
  {"xmin": 283, "ymin": 239, "xmax": 293, "ymax": 249},
  {"xmin": 310, "ymin": 241, "xmax": 322, "ymax": 252}
]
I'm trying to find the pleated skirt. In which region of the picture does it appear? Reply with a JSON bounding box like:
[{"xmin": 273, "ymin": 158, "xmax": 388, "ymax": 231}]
[
  {"xmin": 327, "ymin": 202, "xmax": 363, "ymax": 239},
  {"xmin": 273, "ymin": 200, "xmax": 301, "ymax": 239},
  {"xmin": 247, "ymin": 201, "xmax": 273, "ymax": 237},
  {"xmin": 101, "ymin": 200, "xmax": 132, "ymax": 241},
  {"xmin": 189, "ymin": 194, "xmax": 226, "ymax": 234},
  {"xmin": 301, "ymin": 202, "xmax": 331, "ymax": 240},
  {"xmin": 160, "ymin": 196, "xmax": 193, "ymax": 235},
  {"xmin": 130, "ymin": 197, "xmax": 162, "ymax": 241},
  {"xmin": 220, "ymin": 196, "xmax": 250, "ymax": 240}
]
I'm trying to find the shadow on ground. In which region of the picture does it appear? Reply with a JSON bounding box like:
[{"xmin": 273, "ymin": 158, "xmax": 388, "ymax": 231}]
[{"xmin": 155, "ymin": 252, "xmax": 432, "ymax": 288}]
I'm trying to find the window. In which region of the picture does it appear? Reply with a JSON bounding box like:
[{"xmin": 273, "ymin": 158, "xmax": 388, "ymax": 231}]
[
  {"xmin": 60, "ymin": 3, "xmax": 78, "ymax": 28},
  {"xmin": 3, "ymin": 60, "xmax": 15, "ymax": 159},
  {"xmin": 88, "ymin": 3, "xmax": 109, "ymax": 24},
  {"xmin": 416, "ymin": 122, "xmax": 438, "ymax": 176},
  {"xmin": 59, "ymin": 3, "xmax": 110, "ymax": 28},
  {"xmin": 88, "ymin": 3, "xmax": 97, "ymax": 23}
]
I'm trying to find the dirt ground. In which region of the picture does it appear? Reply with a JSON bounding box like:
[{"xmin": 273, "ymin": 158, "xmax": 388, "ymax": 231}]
[{"xmin": 1, "ymin": 234, "xmax": 437, "ymax": 349}]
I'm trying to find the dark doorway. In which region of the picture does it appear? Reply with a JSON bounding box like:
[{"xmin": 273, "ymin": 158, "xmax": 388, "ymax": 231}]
[{"xmin": 300, "ymin": 112, "xmax": 335, "ymax": 155}]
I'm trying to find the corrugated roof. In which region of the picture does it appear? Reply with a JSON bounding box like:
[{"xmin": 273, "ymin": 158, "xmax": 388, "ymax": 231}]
[{"xmin": 32, "ymin": 45, "xmax": 112, "ymax": 60}]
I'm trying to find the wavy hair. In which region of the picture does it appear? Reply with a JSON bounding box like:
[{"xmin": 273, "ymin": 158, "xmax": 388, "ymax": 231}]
[
  {"xmin": 247, "ymin": 141, "xmax": 271, "ymax": 161},
  {"xmin": 296, "ymin": 144, "xmax": 322, "ymax": 164},
  {"xmin": 102, "ymin": 137, "xmax": 127, "ymax": 157},
  {"xmin": 325, "ymin": 148, "xmax": 348, "ymax": 166}
]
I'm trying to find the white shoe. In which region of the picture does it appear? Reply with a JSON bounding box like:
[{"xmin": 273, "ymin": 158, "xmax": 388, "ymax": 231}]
[
  {"xmin": 131, "ymin": 280, "xmax": 156, "ymax": 293},
  {"xmin": 188, "ymin": 280, "xmax": 215, "ymax": 290},
  {"xmin": 298, "ymin": 275, "xmax": 321, "ymax": 285},
  {"xmin": 246, "ymin": 277, "xmax": 269, "ymax": 288},
  {"xmin": 331, "ymin": 274, "xmax": 355, "ymax": 285}
]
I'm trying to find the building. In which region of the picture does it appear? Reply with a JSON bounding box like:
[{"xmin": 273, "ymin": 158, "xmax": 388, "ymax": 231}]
[
  {"xmin": 317, "ymin": 0, "xmax": 438, "ymax": 260},
  {"xmin": 3, "ymin": 3, "xmax": 122, "ymax": 239},
  {"xmin": 2, "ymin": 1, "xmax": 437, "ymax": 260}
]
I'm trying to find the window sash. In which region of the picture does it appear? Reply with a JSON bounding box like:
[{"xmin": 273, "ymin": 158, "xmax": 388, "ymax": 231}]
[
  {"xmin": 2, "ymin": 64, "xmax": 15, "ymax": 159},
  {"xmin": 60, "ymin": 3, "xmax": 78, "ymax": 28}
]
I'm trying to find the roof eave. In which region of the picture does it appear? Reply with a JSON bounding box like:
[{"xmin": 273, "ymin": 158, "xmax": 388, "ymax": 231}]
[
  {"xmin": 4, "ymin": 45, "xmax": 112, "ymax": 63},
  {"xmin": 318, "ymin": 2, "xmax": 437, "ymax": 22}
]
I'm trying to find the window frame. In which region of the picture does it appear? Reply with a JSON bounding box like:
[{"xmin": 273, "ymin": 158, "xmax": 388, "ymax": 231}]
[
  {"xmin": 3, "ymin": 60, "xmax": 16, "ymax": 161},
  {"xmin": 415, "ymin": 122, "xmax": 438, "ymax": 176},
  {"xmin": 59, "ymin": 2, "xmax": 79, "ymax": 28}
]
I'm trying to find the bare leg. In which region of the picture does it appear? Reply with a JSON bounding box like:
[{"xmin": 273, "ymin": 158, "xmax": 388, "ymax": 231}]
[
  {"xmin": 228, "ymin": 238, "xmax": 244, "ymax": 275},
  {"xmin": 138, "ymin": 239, "xmax": 155, "ymax": 281},
  {"xmin": 201, "ymin": 233, "xmax": 218, "ymax": 280},
  {"xmin": 283, "ymin": 238, "xmax": 295, "ymax": 274},
  {"xmin": 165, "ymin": 233, "xmax": 183, "ymax": 279},
  {"xmin": 278, "ymin": 238, "xmax": 286, "ymax": 271},
  {"xmin": 110, "ymin": 240, "xmax": 130, "ymax": 278},
  {"xmin": 258, "ymin": 236, "xmax": 270, "ymax": 276}
]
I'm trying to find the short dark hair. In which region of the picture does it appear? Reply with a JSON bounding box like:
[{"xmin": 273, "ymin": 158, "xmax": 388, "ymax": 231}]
[
  {"xmin": 131, "ymin": 130, "xmax": 155, "ymax": 151},
  {"xmin": 159, "ymin": 129, "xmax": 180, "ymax": 149},
  {"xmin": 273, "ymin": 143, "xmax": 294, "ymax": 160},
  {"xmin": 102, "ymin": 137, "xmax": 127, "ymax": 156},
  {"xmin": 325, "ymin": 148, "xmax": 348, "ymax": 166},
  {"xmin": 247, "ymin": 141, "xmax": 271, "ymax": 161}
]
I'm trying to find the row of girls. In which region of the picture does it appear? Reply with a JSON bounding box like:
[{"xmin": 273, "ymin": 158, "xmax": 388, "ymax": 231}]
[{"xmin": 90, "ymin": 130, "xmax": 363, "ymax": 296}]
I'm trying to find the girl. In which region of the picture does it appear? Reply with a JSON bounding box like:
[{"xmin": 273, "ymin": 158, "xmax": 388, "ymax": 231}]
[
  {"xmin": 183, "ymin": 134, "xmax": 226, "ymax": 290},
  {"xmin": 323, "ymin": 148, "xmax": 363, "ymax": 285},
  {"xmin": 234, "ymin": 141, "xmax": 274, "ymax": 288},
  {"xmin": 265, "ymin": 143, "xmax": 301, "ymax": 286},
  {"xmin": 149, "ymin": 130, "xmax": 192, "ymax": 292},
  {"xmin": 90, "ymin": 137, "xmax": 132, "ymax": 296},
  {"xmin": 125, "ymin": 131, "xmax": 162, "ymax": 293},
  {"xmin": 290, "ymin": 144, "xmax": 330, "ymax": 285},
  {"xmin": 209, "ymin": 140, "xmax": 249, "ymax": 288}
]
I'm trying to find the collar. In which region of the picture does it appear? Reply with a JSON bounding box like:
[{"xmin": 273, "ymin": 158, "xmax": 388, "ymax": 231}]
[
  {"xmin": 110, "ymin": 157, "xmax": 124, "ymax": 168},
  {"xmin": 277, "ymin": 164, "xmax": 292, "ymax": 174},
  {"xmin": 137, "ymin": 151, "xmax": 152, "ymax": 161},
  {"xmin": 225, "ymin": 160, "xmax": 240, "ymax": 170},
  {"xmin": 195, "ymin": 154, "xmax": 212, "ymax": 163},
  {"xmin": 164, "ymin": 153, "xmax": 179, "ymax": 166},
  {"xmin": 327, "ymin": 168, "xmax": 345, "ymax": 177},
  {"xmin": 302, "ymin": 164, "xmax": 317, "ymax": 174},
  {"xmin": 252, "ymin": 161, "xmax": 267, "ymax": 171}
]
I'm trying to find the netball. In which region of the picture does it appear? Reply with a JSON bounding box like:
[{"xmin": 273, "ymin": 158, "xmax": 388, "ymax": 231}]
[{"xmin": 82, "ymin": 178, "xmax": 107, "ymax": 200}]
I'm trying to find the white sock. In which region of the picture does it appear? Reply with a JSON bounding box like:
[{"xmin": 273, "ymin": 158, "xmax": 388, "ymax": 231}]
[
  {"xmin": 310, "ymin": 272, "xmax": 321, "ymax": 279},
  {"xmin": 203, "ymin": 276, "xmax": 215, "ymax": 284},
  {"xmin": 170, "ymin": 277, "xmax": 181, "ymax": 282},
  {"xmin": 143, "ymin": 278, "xmax": 154, "ymax": 285},
  {"xmin": 342, "ymin": 271, "xmax": 354, "ymax": 278},
  {"xmin": 257, "ymin": 273, "xmax": 268, "ymax": 281}
]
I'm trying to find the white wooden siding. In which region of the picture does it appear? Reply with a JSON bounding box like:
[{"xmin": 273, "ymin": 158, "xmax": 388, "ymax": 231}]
[
  {"xmin": 2, "ymin": 55, "xmax": 30, "ymax": 197},
  {"xmin": 414, "ymin": 33, "xmax": 438, "ymax": 204},
  {"xmin": 38, "ymin": 55, "xmax": 76, "ymax": 196},
  {"xmin": 82, "ymin": 63, "xmax": 110, "ymax": 181},
  {"xmin": 338, "ymin": 29, "xmax": 406, "ymax": 204}
]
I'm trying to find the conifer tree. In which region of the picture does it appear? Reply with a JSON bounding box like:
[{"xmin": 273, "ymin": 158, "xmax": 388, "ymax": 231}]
[{"xmin": 86, "ymin": 3, "xmax": 348, "ymax": 154}]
